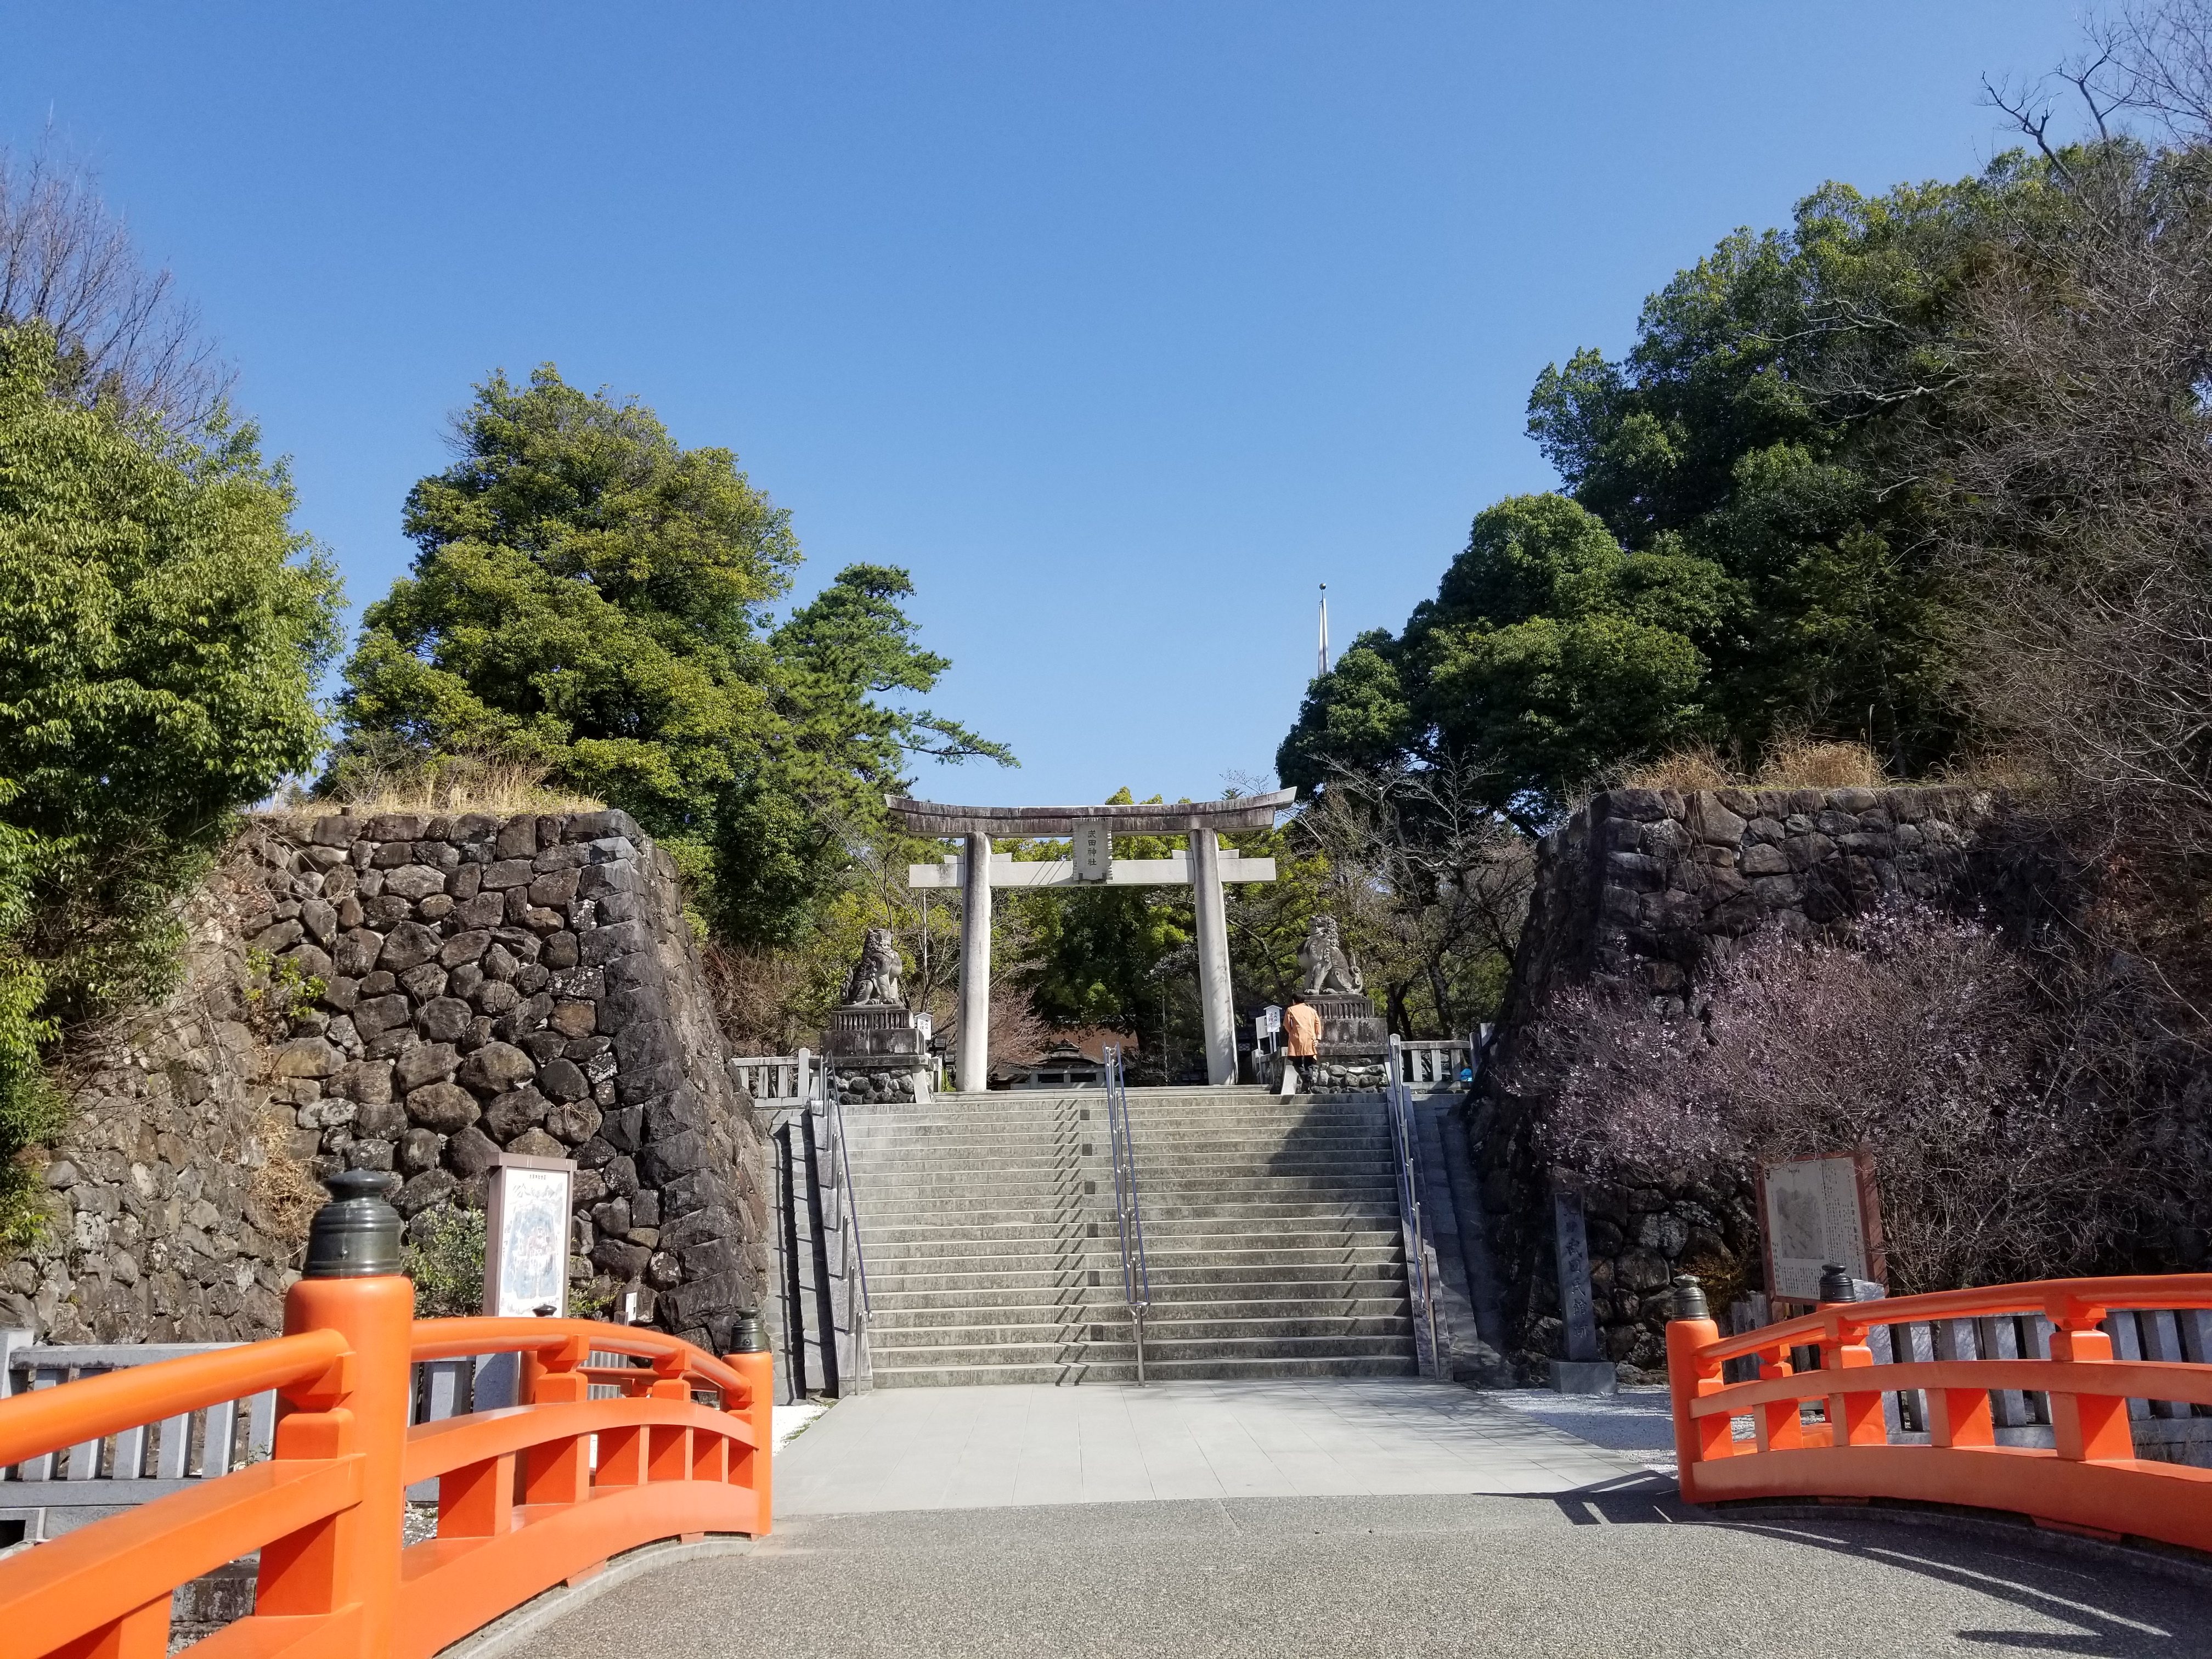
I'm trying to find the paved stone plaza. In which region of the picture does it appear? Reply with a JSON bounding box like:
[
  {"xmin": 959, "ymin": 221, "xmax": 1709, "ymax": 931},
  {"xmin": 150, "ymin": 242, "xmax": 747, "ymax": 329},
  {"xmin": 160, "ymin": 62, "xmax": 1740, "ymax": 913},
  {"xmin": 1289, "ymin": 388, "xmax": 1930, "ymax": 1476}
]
[{"xmin": 775, "ymin": 1380, "xmax": 1668, "ymax": 1513}]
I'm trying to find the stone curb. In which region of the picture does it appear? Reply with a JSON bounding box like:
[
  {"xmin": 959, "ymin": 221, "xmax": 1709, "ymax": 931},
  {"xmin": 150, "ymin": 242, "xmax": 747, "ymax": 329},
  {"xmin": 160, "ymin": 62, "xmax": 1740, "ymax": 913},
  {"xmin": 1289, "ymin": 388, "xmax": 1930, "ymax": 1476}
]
[{"xmin": 433, "ymin": 1533, "xmax": 757, "ymax": 1657}]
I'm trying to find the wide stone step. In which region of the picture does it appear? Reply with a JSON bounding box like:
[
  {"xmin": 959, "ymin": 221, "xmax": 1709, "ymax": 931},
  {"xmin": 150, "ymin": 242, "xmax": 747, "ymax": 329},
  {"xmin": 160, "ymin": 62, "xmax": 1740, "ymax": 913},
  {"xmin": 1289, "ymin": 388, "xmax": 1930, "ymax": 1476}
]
[
  {"xmin": 867, "ymin": 1353, "xmax": 1420, "ymax": 1386},
  {"xmin": 846, "ymin": 1120, "xmax": 1384, "ymax": 1140},
  {"xmin": 856, "ymin": 1206, "xmax": 1402, "ymax": 1237},
  {"xmin": 858, "ymin": 1178, "xmax": 1398, "ymax": 1202},
  {"xmin": 871, "ymin": 1313, "xmax": 1415, "ymax": 1348},
  {"xmin": 846, "ymin": 1103, "xmax": 1383, "ymax": 1125},
  {"xmin": 845, "ymin": 1135, "xmax": 1393, "ymax": 1159},
  {"xmin": 860, "ymin": 1223, "xmax": 1406, "ymax": 1256},
  {"xmin": 860, "ymin": 1245, "xmax": 1404, "ymax": 1280},
  {"xmin": 868, "ymin": 1293, "xmax": 1412, "ymax": 1327},
  {"xmin": 849, "ymin": 1149, "xmax": 1394, "ymax": 1173},
  {"xmin": 860, "ymin": 1222, "xmax": 1405, "ymax": 1257},
  {"xmin": 865, "ymin": 1333, "xmax": 1416, "ymax": 1369},
  {"xmin": 865, "ymin": 1260, "xmax": 1406, "ymax": 1297}
]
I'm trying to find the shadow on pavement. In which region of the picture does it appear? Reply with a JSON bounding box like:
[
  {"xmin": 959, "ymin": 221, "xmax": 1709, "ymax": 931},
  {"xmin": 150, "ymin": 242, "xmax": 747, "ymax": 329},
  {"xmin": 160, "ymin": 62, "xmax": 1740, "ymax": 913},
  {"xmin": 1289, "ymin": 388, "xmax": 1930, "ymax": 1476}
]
[{"xmin": 1714, "ymin": 1513, "xmax": 2202, "ymax": 1657}]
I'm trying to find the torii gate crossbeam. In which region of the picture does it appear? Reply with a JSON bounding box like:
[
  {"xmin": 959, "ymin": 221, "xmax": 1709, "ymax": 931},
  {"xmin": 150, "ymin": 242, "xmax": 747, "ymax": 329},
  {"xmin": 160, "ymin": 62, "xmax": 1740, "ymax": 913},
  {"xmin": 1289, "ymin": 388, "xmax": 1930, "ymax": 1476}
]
[{"xmin": 888, "ymin": 791, "xmax": 1294, "ymax": 1091}]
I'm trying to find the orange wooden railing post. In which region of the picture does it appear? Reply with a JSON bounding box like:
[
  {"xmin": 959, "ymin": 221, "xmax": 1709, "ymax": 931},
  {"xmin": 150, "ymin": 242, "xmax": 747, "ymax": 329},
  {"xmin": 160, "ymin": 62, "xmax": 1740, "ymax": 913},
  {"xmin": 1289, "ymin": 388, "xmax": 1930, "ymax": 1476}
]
[
  {"xmin": 523, "ymin": 1332, "xmax": 592, "ymax": 1509},
  {"xmin": 726, "ymin": 1311, "xmax": 774, "ymax": 1535},
  {"xmin": 1815, "ymin": 1266, "xmax": 1885, "ymax": 1447},
  {"xmin": 257, "ymin": 1171, "xmax": 414, "ymax": 1659},
  {"xmin": 1753, "ymin": 1346, "xmax": 1804, "ymax": 1452},
  {"xmin": 1666, "ymin": 1277, "xmax": 1730, "ymax": 1502},
  {"xmin": 2047, "ymin": 1295, "xmax": 2135, "ymax": 1463}
]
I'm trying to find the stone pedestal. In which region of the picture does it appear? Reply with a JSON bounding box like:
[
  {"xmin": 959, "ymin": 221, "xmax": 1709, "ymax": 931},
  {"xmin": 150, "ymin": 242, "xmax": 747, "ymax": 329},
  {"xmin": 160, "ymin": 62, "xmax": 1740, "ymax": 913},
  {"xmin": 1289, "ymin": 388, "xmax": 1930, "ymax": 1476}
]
[
  {"xmin": 1548, "ymin": 1359, "xmax": 1618, "ymax": 1395},
  {"xmin": 825, "ymin": 1005, "xmax": 930, "ymax": 1105},
  {"xmin": 1310, "ymin": 993, "xmax": 1386, "ymax": 1092}
]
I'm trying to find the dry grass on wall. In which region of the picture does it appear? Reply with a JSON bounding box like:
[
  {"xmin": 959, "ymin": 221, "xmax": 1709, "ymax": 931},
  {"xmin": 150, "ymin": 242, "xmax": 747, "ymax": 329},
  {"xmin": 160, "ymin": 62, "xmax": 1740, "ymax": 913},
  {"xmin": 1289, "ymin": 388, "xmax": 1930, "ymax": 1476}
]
[
  {"xmin": 1622, "ymin": 736, "xmax": 1888, "ymax": 793},
  {"xmin": 248, "ymin": 1102, "xmax": 321, "ymax": 1244},
  {"xmin": 283, "ymin": 755, "xmax": 604, "ymax": 819}
]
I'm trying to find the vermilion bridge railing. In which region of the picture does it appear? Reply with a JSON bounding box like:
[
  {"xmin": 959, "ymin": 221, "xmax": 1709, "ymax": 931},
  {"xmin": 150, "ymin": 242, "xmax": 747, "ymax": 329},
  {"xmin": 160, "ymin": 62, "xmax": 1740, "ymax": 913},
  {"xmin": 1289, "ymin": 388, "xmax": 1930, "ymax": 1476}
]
[
  {"xmin": 1668, "ymin": 1273, "xmax": 2212, "ymax": 1551},
  {"xmin": 0, "ymin": 1272, "xmax": 771, "ymax": 1658}
]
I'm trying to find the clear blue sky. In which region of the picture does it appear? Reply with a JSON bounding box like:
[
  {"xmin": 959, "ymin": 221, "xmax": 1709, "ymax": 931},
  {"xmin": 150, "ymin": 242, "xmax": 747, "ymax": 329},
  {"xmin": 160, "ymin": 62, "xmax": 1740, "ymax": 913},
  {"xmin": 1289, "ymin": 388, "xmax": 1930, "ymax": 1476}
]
[{"xmin": 1, "ymin": 3, "xmax": 2084, "ymax": 808}]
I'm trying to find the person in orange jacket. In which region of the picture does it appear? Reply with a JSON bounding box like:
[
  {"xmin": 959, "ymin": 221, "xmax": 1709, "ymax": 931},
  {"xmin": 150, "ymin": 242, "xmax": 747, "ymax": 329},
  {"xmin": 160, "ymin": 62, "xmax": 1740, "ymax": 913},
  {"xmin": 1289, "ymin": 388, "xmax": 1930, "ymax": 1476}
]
[{"xmin": 1282, "ymin": 994, "xmax": 1321, "ymax": 1092}]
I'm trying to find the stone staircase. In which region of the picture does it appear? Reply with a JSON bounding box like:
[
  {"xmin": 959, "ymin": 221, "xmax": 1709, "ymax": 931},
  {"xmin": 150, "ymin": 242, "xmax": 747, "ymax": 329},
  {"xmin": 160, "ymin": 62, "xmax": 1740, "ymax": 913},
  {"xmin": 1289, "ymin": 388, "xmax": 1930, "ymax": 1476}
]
[{"xmin": 840, "ymin": 1086, "xmax": 1418, "ymax": 1386}]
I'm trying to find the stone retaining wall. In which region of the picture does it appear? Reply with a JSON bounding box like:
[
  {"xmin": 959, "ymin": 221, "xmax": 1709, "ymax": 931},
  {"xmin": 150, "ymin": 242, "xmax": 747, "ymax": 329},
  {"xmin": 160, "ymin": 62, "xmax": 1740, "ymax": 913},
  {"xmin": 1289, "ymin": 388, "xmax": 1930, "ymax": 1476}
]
[
  {"xmin": 5, "ymin": 849, "xmax": 298, "ymax": 1343},
  {"xmin": 5, "ymin": 810, "xmax": 771, "ymax": 1357},
  {"xmin": 1471, "ymin": 784, "xmax": 1999, "ymax": 1383}
]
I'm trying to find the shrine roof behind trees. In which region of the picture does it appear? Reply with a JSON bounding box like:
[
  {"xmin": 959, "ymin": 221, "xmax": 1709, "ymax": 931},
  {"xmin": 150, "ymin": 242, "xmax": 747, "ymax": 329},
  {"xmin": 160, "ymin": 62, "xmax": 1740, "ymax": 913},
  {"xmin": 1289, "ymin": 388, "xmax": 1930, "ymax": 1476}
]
[{"xmin": 885, "ymin": 789, "xmax": 1294, "ymax": 838}]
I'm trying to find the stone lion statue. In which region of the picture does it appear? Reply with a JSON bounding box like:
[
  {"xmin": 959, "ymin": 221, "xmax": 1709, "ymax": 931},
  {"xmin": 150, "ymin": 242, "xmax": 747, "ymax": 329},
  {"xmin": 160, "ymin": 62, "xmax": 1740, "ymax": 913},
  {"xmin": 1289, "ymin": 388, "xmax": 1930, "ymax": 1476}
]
[
  {"xmin": 839, "ymin": 928, "xmax": 905, "ymax": 1007},
  {"xmin": 1297, "ymin": 914, "xmax": 1363, "ymax": 996}
]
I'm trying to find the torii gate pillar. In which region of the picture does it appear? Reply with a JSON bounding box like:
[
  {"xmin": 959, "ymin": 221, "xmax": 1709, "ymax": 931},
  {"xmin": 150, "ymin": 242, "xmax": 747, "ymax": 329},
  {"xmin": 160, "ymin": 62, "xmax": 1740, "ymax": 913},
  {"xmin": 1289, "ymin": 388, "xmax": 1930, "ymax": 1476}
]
[
  {"xmin": 957, "ymin": 833, "xmax": 993, "ymax": 1095},
  {"xmin": 893, "ymin": 791, "xmax": 1294, "ymax": 1091},
  {"xmin": 1188, "ymin": 829, "xmax": 1237, "ymax": 1086}
]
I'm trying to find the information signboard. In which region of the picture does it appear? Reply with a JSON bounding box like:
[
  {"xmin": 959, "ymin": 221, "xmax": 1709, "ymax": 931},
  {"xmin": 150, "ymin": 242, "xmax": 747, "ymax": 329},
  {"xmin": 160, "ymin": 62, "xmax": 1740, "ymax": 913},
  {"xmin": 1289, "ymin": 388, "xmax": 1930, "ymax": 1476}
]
[
  {"xmin": 483, "ymin": 1153, "xmax": 576, "ymax": 1319},
  {"xmin": 1757, "ymin": 1150, "xmax": 1885, "ymax": 1307}
]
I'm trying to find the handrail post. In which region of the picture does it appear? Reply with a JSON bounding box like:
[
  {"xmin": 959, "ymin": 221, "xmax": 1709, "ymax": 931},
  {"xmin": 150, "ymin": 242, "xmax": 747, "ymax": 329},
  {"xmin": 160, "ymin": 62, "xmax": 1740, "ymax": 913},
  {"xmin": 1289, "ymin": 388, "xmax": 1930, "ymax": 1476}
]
[
  {"xmin": 2048, "ymin": 1296, "xmax": 2134, "ymax": 1462},
  {"xmin": 1104, "ymin": 1045, "xmax": 1149, "ymax": 1384},
  {"xmin": 1813, "ymin": 1272, "xmax": 1884, "ymax": 1448},
  {"xmin": 259, "ymin": 1172, "xmax": 414, "ymax": 1658},
  {"xmin": 824, "ymin": 1063, "xmax": 872, "ymax": 1395},
  {"xmin": 1385, "ymin": 1035, "xmax": 1440, "ymax": 1378},
  {"xmin": 1665, "ymin": 1277, "xmax": 1730, "ymax": 1503}
]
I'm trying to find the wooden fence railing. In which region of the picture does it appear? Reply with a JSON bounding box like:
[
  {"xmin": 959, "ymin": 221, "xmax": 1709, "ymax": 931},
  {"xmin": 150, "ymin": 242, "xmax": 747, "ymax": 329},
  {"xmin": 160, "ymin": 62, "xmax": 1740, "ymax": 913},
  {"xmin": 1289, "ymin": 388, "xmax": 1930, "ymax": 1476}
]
[
  {"xmin": 1668, "ymin": 1273, "xmax": 2212, "ymax": 1552},
  {"xmin": 0, "ymin": 1282, "xmax": 770, "ymax": 1657}
]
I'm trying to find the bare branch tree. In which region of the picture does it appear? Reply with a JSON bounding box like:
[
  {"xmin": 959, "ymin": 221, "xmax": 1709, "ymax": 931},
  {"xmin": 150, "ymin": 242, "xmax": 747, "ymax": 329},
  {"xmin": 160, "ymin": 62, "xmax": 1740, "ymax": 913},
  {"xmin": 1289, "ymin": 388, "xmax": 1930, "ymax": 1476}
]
[
  {"xmin": 1510, "ymin": 907, "xmax": 2175, "ymax": 1293},
  {"xmin": 1294, "ymin": 754, "xmax": 1534, "ymax": 1036},
  {"xmin": 0, "ymin": 136, "xmax": 229, "ymax": 427}
]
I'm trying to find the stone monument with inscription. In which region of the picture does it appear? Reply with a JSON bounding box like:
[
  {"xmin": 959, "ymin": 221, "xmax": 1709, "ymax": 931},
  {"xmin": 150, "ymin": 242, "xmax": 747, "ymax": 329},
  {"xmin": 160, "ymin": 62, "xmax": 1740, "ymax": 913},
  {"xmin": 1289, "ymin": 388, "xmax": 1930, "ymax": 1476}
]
[
  {"xmin": 1296, "ymin": 915, "xmax": 1386, "ymax": 1092},
  {"xmin": 1547, "ymin": 1173, "xmax": 1616, "ymax": 1393},
  {"xmin": 823, "ymin": 928, "xmax": 930, "ymax": 1105}
]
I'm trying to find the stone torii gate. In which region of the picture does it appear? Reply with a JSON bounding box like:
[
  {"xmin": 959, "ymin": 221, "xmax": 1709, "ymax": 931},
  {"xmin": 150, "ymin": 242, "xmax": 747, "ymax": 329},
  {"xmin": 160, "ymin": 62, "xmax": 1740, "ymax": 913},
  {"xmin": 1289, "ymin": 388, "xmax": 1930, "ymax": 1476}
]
[{"xmin": 889, "ymin": 791, "xmax": 1294, "ymax": 1091}]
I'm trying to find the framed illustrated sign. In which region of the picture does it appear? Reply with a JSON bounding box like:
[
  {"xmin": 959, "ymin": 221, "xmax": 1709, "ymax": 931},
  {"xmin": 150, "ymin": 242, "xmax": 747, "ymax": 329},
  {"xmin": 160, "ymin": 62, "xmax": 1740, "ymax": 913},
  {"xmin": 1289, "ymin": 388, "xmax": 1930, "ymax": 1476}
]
[
  {"xmin": 483, "ymin": 1153, "xmax": 577, "ymax": 1319},
  {"xmin": 1756, "ymin": 1150, "xmax": 1886, "ymax": 1308}
]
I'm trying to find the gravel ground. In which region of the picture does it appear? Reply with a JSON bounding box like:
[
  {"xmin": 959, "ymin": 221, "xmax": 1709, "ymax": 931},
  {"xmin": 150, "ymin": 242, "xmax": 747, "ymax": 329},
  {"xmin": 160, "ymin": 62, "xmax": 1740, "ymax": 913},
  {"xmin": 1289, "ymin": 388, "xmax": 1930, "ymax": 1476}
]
[{"xmin": 503, "ymin": 1492, "xmax": 2212, "ymax": 1659}]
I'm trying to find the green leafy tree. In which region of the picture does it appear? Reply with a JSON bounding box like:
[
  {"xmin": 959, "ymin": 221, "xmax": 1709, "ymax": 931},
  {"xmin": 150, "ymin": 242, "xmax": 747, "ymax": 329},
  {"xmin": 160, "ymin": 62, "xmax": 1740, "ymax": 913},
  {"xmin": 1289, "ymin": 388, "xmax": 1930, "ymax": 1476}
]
[
  {"xmin": 0, "ymin": 323, "xmax": 338, "ymax": 1239},
  {"xmin": 1283, "ymin": 160, "xmax": 2063, "ymax": 815},
  {"xmin": 1283, "ymin": 494, "xmax": 1727, "ymax": 823},
  {"xmin": 331, "ymin": 365, "xmax": 1009, "ymax": 942}
]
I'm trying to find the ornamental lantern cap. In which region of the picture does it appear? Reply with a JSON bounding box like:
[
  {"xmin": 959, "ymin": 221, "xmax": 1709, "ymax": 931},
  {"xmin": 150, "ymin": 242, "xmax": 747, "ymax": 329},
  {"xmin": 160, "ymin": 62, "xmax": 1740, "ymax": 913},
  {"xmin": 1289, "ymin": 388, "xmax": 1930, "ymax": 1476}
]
[{"xmin": 303, "ymin": 1170, "xmax": 404, "ymax": 1279}]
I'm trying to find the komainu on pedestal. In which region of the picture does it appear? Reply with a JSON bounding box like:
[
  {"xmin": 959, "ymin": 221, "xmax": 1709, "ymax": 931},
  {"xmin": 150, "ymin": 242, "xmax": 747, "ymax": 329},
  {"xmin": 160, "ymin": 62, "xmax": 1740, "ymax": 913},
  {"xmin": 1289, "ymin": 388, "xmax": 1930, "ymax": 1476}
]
[
  {"xmin": 1298, "ymin": 915, "xmax": 1386, "ymax": 1092},
  {"xmin": 825, "ymin": 928, "xmax": 929, "ymax": 1105}
]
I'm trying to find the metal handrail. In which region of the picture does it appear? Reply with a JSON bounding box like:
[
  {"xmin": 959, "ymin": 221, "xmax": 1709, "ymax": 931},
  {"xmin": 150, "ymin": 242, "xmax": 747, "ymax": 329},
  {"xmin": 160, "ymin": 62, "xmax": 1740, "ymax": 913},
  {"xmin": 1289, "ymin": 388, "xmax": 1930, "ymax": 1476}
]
[
  {"xmin": 1385, "ymin": 1034, "xmax": 1443, "ymax": 1377},
  {"xmin": 823, "ymin": 1066, "xmax": 874, "ymax": 1393},
  {"xmin": 1102, "ymin": 1043, "xmax": 1151, "ymax": 1384}
]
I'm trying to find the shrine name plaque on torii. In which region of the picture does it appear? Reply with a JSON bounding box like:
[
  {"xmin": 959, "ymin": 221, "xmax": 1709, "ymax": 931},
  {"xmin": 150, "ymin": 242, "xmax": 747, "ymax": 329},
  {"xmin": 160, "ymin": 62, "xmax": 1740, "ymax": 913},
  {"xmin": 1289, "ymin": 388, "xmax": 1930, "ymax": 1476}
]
[{"xmin": 888, "ymin": 791, "xmax": 1294, "ymax": 1092}]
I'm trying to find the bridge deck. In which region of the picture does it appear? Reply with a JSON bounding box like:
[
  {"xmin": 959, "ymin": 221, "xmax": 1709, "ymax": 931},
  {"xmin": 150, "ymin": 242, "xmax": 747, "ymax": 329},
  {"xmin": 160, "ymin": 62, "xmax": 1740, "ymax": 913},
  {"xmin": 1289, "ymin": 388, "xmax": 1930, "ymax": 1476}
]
[{"xmin": 500, "ymin": 1486, "xmax": 2211, "ymax": 1659}]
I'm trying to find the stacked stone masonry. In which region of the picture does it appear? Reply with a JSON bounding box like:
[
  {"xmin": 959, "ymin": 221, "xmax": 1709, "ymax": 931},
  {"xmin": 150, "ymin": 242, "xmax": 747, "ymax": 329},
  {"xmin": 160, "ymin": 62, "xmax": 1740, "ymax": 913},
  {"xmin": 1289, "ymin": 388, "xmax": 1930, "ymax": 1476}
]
[
  {"xmin": 1474, "ymin": 785, "xmax": 1997, "ymax": 1384},
  {"xmin": 828, "ymin": 1066, "xmax": 918, "ymax": 1105},
  {"xmin": 5, "ymin": 850, "xmax": 300, "ymax": 1344},
  {"xmin": 5, "ymin": 810, "xmax": 771, "ymax": 1357}
]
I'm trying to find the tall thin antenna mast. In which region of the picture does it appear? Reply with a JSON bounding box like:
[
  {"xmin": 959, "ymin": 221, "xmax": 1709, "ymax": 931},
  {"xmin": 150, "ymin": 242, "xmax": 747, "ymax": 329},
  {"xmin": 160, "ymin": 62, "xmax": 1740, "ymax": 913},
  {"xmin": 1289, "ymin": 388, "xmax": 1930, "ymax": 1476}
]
[{"xmin": 1317, "ymin": 584, "xmax": 1329, "ymax": 679}]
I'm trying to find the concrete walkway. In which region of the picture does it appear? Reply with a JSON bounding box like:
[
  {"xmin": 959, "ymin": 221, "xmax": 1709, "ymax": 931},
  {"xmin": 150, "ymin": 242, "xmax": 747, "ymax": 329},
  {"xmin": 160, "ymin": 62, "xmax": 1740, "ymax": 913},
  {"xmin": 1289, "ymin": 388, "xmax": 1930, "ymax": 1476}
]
[
  {"xmin": 498, "ymin": 1383, "xmax": 2212, "ymax": 1658},
  {"xmin": 510, "ymin": 1494, "xmax": 2212, "ymax": 1658},
  {"xmin": 775, "ymin": 1380, "xmax": 1669, "ymax": 1513}
]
